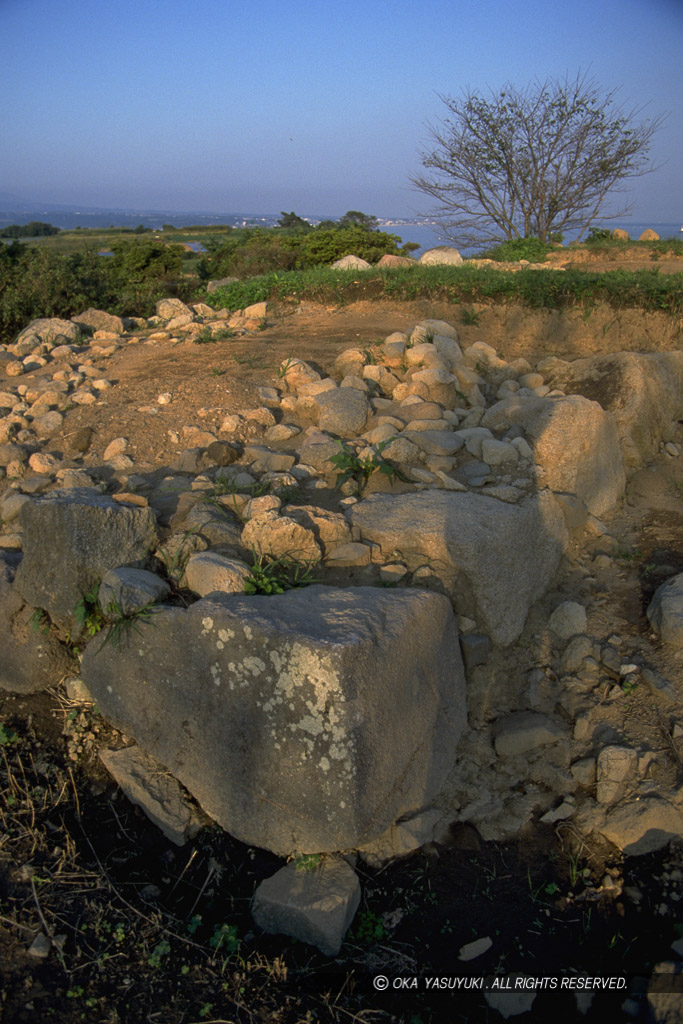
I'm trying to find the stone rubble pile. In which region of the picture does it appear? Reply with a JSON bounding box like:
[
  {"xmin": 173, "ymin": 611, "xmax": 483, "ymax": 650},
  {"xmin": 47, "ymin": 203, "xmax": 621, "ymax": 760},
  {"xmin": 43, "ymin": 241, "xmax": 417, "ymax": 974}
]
[{"xmin": 2, "ymin": 297, "xmax": 683, "ymax": 955}]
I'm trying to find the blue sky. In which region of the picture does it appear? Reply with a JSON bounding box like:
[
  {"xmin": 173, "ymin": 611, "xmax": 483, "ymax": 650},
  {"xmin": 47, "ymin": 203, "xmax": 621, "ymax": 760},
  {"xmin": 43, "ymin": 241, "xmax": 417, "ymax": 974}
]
[{"xmin": 1, "ymin": 0, "xmax": 681, "ymax": 219}]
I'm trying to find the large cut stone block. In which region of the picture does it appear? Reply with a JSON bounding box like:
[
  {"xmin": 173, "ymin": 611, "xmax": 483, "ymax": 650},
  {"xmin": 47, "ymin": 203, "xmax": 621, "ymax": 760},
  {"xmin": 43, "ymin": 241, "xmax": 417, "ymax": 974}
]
[
  {"xmin": 14, "ymin": 489, "xmax": 158, "ymax": 629},
  {"xmin": 81, "ymin": 585, "xmax": 466, "ymax": 855},
  {"xmin": 348, "ymin": 491, "xmax": 568, "ymax": 645}
]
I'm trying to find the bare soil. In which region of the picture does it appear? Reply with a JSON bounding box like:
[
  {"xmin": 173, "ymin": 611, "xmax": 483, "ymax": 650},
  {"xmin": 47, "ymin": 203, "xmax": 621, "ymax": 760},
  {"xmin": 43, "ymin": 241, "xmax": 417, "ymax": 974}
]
[{"xmin": 2, "ymin": 246, "xmax": 683, "ymax": 1023}]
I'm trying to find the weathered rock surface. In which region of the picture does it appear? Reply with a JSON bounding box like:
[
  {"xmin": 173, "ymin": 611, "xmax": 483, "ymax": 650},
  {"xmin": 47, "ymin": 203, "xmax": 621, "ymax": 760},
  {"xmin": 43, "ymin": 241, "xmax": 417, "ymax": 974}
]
[
  {"xmin": 313, "ymin": 387, "xmax": 369, "ymax": 436},
  {"xmin": 81, "ymin": 585, "xmax": 466, "ymax": 855},
  {"xmin": 0, "ymin": 554, "xmax": 75, "ymax": 693},
  {"xmin": 546, "ymin": 352, "xmax": 683, "ymax": 470},
  {"xmin": 330, "ymin": 254, "xmax": 371, "ymax": 271},
  {"xmin": 419, "ymin": 246, "xmax": 463, "ymax": 266},
  {"xmin": 240, "ymin": 513, "xmax": 322, "ymax": 563},
  {"xmin": 13, "ymin": 489, "xmax": 158, "ymax": 628},
  {"xmin": 71, "ymin": 308, "xmax": 125, "ymax": 335},
  {"xmin": 184, "ymin": 552, "xmax": 251, "ymax": 596},
  {"xmin": 251, "ymin": 856, "xmax": 360, "ymax": 955},
  {"xmin": 99, "ymin": 745, "xmax": 204, "ymax": 845},
  {"xmin": 524, "ymin": 395, "xmax": 626, "ymax": 516},
  {"xmin": 647, "ymin": 574, "xmax": 683, "ymax": 647},
  {"xmin": 593, "ymin": 796, "xmax": 683, "ymax": 856},
  {"xmin": 98, "ymin": 567, "xmax": 170, "ymax": 615},
  {"xmin": 348, "ymin": 491, "xmax": 568, "ymax": 644}
]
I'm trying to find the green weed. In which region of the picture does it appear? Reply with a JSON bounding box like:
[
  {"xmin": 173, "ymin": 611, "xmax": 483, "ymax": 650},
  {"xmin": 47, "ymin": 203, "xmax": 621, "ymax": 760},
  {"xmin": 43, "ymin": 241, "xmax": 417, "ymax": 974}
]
[
  {"xmin": 209, "ymin": 923, "xmax": 240, "ymax": 956},
  {"xmin": 294, "ymin": 853, "xmax": 323, "ymax": 871},
  {"xmin": 97, "ymin": 598, "xmax": 160, "ymax": 653},
  {"xmin": 0, "ymin": 722, "xmax": 19, "ymax": 746},
  {"xmin": 148, "ymin": 938, "xmax": 171, "ymax": 967},
  {"xmin": 460, "ymin": 307, "xmax": 481, "ymax": 325},
  {"xmin": 328, "ymin": 438, "xmax": 406, "ymax": 496},
  {"xmin": 73, "ymin": 584, "xmax": 106, "ymax": 640},
  {"xmin": 193, "ymin": 326, "xmax": 217, "ymax": 344},
  {"xmin": 29, "ymin": 608, "xmax": 50, "ymax": 635},
  {"xmin": 621, "ymin": 676, "xmax": 638, "ymax": 698},
  {"xmin": 244, "ymin": 552, "xmax": 319, "ymax": 595},
  {"xmin": 352, "ymin": 910, "xmax": 388, "ymax": 945}
]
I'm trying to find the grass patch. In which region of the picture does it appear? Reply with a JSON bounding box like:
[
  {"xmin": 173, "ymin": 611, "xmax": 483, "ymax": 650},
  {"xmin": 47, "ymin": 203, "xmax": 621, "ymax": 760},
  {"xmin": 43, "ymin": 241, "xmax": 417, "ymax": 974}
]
[{"xmin": 206, "ymin": 264, "xmax": 683, "ymax": 317}]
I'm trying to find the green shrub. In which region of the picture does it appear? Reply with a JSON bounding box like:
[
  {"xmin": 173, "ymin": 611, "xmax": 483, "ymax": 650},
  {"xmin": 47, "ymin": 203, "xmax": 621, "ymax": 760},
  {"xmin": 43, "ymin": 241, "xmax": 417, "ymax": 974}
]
[
  {"xmin": 475, "ymin": 236, "xmax": 553, "ymax": 263},
  {"xmin": 297, "ymin": 225, "xmax": 405, "ymax": 264},
  {"xmin": 586, "ymin": 227, "xmax": 612, "ymax": 243}
]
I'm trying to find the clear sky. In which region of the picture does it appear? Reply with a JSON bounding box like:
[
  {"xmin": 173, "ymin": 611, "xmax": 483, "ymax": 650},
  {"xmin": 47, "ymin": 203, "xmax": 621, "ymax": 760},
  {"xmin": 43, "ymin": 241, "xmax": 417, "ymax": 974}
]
[{"xmin": 1, "ymin": 0, "xmax": 681, "ymax": 219}]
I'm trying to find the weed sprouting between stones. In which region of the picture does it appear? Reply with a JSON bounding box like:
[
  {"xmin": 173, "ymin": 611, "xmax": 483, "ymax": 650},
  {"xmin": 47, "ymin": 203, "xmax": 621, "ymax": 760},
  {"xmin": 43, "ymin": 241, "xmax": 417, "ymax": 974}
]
[
  {"xmin": 243, "ymin": 551, "xmax": 320, "ymax": 595},
  {"xmin": 328, "ymin": 438, "xmax": 406, "ymax": 496}
]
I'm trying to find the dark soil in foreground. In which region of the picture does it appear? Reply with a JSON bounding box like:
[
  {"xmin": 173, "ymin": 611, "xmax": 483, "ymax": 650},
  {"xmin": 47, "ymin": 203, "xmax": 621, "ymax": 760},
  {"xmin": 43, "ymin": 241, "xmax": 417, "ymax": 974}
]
[{"xmin": 0, "ymin": 688, "xmax": 681, "ymax": 1024}]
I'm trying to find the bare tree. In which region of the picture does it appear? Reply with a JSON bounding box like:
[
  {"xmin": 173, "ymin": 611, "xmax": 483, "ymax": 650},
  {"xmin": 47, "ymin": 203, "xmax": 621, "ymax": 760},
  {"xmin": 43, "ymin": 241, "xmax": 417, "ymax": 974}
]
[{"xmin": 411, "ymin": 73, "xmax": 665, "ymax": 247}]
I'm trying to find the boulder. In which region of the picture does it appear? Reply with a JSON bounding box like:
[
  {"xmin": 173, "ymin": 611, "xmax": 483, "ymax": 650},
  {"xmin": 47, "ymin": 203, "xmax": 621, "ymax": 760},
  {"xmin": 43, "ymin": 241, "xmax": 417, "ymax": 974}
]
[
  {"xmin": 13, "ymin": 490, "xmax": 158, "ymax": 629},
  {"xmin": 544, "ymin": 352, "xmax": 683, "ymax": 470},
  {"xmin": 283, "ymin": 505, "xmax": 352, "ymax": 554},
  {"xmin": 348, "ymin": 491, "xmax": 568, "ymax": 644},
  {"xmin": 639, "ymin": 229, "xmax": 660, "ymax": 241},
  {"xmin": 241, "ymin": 513, "xmax": 322, "ymax": 563},
  {"xmin": 647, "ymin": 574, "xmax": 683, "ymax": 647},
  {"xmin": 376, "ymin": 254, "xmax": 416, "ymax": 268},
  {"xmin": 184, "ymin": 552, "xmax": 251, "ymax": 597},
  {"xmin": 312, "ymin": 387, "xmax": 370, "ymax": 436},
  {"xmin": 523, "ymin": 395, "xmax": 626, "ymax": 516},
  {"xmin": 71, "ymin": 308, "xmax": 125, "ymax": 335},
  {"xmin": 13, "ymin": 318, "xmax": 81, "ymax": 354},
  {"xmin": 81, "ymin": 585, "xmax": 467, "ymax": 855},
  {"xmin": 98, "ymin": 567, "xmax": 171, "ymax": 615},
  {"xmin": 596, "ymin": 745, "xmax": 638, "ymax": 805},
  {"xmin": 0, "ymin": 555, "xmax": 75, "ymax": 693},
  {"xmin": 330, "ymin": 254, "xmax": 371, "ymax": 270},
  {"xmin": 252, "ymin": 856, "xmax": 360, "ymax": 955},
  {"xmin": 548, "ymin": 601, "xmax": 588, "ymax": 640},
  {"xmin": 418, "ymin": 246, "xmax": 463, "ymax": 266},
  {"xmin": 279, "ymin": 358, "xmax": 321, "ymax": 393},
  {"xmin": 156, "ymin": 298, "xmax": 192, "ymax": 320},
  {"xmin": 611, "ymin": 228, "xmax": 629, "ymax": 240}
]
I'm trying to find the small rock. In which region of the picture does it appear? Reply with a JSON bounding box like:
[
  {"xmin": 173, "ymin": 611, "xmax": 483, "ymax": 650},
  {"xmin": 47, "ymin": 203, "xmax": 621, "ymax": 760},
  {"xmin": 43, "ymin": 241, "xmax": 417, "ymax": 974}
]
[
  {"xmin": 27, "ymin": 932, "xmax": 52, "ymax": 959},
  {"xmin": 185, "ymin": 552, "xmax": 251, "ymax": 596},
  {"xmin": 325, "ymin": 542, "xmax": 372, "ymax": 567},
  {"xmin": 494, "ymin": 712, "xmax": 567, "ymax": 756},
  {"xmin": 251, "ymin": 856, "xmax": 360, "ymax": 956},
  {"xmin": 458, "ymin": 935, "xmax": 492, "ymax": 961},
  {"xmin": 562, "ymin": 635, "xmax": 593, "ymax": 673},
  {"xmin": 548, "ymin": 601, "xmax": 588, "ymax": 640},
  {"xmin": 484, "ymin": 977, "xmax": 536, "ymax": 1019}
]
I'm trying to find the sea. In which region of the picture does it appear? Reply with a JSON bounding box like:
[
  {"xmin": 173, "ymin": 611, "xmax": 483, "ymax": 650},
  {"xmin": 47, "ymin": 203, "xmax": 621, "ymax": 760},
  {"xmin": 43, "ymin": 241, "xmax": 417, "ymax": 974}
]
[{"xmin": 384, "ymin": 221, "xmax": 683, "ymax": 256}]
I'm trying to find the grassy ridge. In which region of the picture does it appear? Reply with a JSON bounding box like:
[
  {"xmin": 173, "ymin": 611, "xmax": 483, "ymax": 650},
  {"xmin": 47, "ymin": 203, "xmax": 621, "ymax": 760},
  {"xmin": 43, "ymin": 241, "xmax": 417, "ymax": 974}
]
[{"xmin": 207, "ymin": 264, "xmax": 683, "ymax": 317}]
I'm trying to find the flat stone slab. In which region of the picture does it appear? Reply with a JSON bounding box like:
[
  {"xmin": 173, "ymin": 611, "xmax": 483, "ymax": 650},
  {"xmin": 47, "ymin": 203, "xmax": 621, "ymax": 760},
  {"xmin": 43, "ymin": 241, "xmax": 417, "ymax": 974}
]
[
  {"xmin": 81, "ymin": 585, "xmax": 466, "ymax": 855},
  {"xmin": 99, "ymin": 746, "xmax": 203, "ymax": 846}
]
